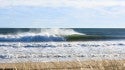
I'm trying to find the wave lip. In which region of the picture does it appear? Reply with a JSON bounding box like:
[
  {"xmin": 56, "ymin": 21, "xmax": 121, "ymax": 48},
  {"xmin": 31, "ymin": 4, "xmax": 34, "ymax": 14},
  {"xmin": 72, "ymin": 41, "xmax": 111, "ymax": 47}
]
[
  {"xmin": 39, "ymin": 28, "xmax": 84, "ymax": 36},
  {"xmin": 0, "ymin": 28, "xmax": 84, "ymax": 42}
]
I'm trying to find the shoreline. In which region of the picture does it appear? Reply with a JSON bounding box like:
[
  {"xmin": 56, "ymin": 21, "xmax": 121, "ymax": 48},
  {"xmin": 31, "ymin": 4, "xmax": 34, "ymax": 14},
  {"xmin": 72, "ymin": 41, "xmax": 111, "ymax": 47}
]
[{"xmin": 0, "ymin": 60, "xmax": 125, "ymax": 70}]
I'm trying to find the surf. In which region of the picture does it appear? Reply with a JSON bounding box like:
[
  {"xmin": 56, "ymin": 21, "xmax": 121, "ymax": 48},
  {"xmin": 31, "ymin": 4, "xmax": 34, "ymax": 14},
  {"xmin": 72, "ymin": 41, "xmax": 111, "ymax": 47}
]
[
  {"xmin": 0, "ymin": 28, "xmax": 83, "ymax": 42},
  {"xmin": 0, "ymin": 28, "xmax": 124, "ymax": 42}
]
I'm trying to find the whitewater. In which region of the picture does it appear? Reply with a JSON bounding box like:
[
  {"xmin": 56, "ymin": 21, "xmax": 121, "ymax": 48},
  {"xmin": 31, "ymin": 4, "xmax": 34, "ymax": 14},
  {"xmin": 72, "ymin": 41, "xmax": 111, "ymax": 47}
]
[
  {"xmin": 0, "ymin": 28, "xmax": 125, "ymax": 63},
  {"xmin": 0, "ymin": 29, "xmax": 83, "ymax": 42},
  {"xmin": 0, "ymin": 40, "xmax": 125, "ymax": 63}
]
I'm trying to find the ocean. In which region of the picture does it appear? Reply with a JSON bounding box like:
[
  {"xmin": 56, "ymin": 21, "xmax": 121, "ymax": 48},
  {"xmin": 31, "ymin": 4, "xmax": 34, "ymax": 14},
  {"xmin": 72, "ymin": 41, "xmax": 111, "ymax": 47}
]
[
  {"xmin": 0, "ymin": 28, "xmax": 125, "ymax": 42},
  {"xmin": 0, "ymin": 28, "xmax": 125, "ymax": 63}
]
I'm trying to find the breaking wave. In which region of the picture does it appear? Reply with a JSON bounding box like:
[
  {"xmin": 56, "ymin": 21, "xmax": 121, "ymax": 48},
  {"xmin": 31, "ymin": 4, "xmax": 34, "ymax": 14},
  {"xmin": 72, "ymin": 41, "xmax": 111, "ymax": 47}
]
[
  {"xmin": 0, "ymin": 28, "xmax": 83, "ymax": 42},
  {"xmin": 0, "ymin": 28, "xmax": 124, "ymax": 42}
]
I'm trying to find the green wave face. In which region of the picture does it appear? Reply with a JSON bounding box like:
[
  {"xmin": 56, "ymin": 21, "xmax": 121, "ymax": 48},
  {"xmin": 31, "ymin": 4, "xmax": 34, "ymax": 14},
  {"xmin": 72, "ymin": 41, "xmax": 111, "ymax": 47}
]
[{"xmin": 64, "ymin": 34, "xmax": 124, "ymax": 41}]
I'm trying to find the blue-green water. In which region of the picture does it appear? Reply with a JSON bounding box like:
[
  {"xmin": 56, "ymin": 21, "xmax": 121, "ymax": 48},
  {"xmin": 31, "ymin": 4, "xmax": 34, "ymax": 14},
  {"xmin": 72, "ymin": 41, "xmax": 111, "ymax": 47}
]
[{"xmin": 0, "ymin": 28, "xmax": 124, "ymax": 42}]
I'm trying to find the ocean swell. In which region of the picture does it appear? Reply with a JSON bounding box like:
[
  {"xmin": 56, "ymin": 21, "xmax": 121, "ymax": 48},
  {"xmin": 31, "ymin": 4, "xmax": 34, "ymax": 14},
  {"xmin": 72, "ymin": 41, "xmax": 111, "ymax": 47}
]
[
  {"xmin": 0, "ymin": 35, "xmax": 65, "ymax": 42},
  {"xmin": 0, "ymin": 28, "xmax": 83, "ymax": 42}
]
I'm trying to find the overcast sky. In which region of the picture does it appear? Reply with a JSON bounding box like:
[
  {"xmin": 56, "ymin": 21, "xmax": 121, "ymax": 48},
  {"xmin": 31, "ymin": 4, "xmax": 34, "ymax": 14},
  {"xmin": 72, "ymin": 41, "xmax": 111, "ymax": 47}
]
[{"xmin": 0, "ymin": 0, "xmax": 125, "ymax": 28}]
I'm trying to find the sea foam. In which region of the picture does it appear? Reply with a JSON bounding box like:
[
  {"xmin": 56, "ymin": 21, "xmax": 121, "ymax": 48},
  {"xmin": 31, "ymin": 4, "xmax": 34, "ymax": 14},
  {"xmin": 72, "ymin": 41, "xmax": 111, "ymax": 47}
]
[{"xmin": 0, "ymin": 40, "xmax": 125, "ymax": 63}]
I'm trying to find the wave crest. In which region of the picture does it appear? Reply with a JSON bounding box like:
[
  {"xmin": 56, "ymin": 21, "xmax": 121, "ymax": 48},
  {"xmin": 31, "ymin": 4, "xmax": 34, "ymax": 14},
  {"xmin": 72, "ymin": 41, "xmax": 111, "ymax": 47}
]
[{"xmin": 0, "ymin": 28, "xmax": 83, "ymax": 42}]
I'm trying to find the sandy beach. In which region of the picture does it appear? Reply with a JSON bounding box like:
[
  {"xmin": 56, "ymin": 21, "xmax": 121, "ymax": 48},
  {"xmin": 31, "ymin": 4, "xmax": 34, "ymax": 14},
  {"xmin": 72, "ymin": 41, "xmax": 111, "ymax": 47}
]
[{"xmin": 0, "ymin": 60, "xmax": 125, "ymax": 70}]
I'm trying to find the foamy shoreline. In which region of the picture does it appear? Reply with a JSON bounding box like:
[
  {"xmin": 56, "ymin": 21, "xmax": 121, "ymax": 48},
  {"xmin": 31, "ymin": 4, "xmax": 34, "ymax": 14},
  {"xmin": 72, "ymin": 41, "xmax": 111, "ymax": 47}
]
[{"xmin": 0, "ymin": 40, "xmax": 125, "ymax": 63}]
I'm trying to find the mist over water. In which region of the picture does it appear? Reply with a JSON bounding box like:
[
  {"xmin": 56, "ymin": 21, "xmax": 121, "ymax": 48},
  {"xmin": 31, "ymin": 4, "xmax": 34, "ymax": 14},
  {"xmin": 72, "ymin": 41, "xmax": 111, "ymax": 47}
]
[
  {"xmin": 39, "ymin": 28, "xmax": 83, "ymax": 36},
  {"xmin": 0, "ymin": 28, "xmax": 83, "ymax": 42}
]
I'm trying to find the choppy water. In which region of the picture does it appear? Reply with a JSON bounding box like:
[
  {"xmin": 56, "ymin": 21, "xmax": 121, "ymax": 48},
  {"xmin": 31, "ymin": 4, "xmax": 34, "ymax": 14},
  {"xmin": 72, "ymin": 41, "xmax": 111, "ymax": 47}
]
[{"xmin": 0, "ymin": 28, "xmax": 125, "ymax": 63}]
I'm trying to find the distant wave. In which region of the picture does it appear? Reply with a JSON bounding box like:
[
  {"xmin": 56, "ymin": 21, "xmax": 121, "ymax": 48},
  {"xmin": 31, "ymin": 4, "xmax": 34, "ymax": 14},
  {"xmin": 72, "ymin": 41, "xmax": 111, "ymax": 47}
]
[
  {"xmin": 0, "ymin": 28, "xmax": 84, "ymax": 35},
  {"xmin": 0, "ymin": 28, "xmax": 124, "ymax": 42},
  {"xmin": 0, "ymin": 34, "xmax": 125, "ymax": 42},
  {"xmin": 0, "ymin": 29, "xmax": 84, "ymax": 42}
]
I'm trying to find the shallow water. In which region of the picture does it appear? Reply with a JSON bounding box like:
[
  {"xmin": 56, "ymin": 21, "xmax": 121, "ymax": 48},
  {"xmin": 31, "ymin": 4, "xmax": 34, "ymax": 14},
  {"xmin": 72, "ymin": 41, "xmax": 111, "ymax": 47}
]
[{"xmin": 0, "ymin": 40, "xmax": 125, "ymax": 63}]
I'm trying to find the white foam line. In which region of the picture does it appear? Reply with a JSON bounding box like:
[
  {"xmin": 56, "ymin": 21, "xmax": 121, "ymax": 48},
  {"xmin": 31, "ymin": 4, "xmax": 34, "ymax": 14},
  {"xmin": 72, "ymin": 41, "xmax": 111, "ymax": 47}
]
[{"xmin": 0, "ymin": 40, "xmax": 125, "ymax": 63}]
